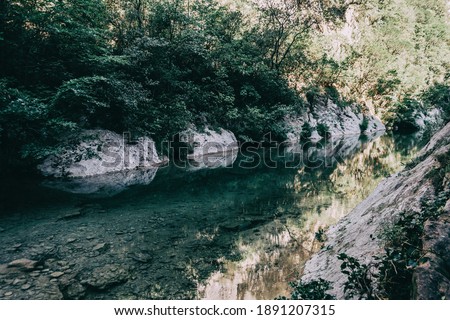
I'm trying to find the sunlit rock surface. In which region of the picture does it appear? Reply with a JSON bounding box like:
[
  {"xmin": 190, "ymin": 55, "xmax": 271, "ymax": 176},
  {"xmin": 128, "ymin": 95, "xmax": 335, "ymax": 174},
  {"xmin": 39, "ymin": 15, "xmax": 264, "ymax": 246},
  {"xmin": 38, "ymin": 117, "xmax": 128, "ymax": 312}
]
[
  {"xmin": 301, "ymin": 122, "xmax": 450, "ymax": 299},
  {"xmin": 38, "ymin": 130, "xmax": 162, "ymax": 195},
  {"xmin": 179, "ymin": 127, "xmax": 239, "ymax": 158},
  {"xmin": 286, "ymin": 98, "xmax": 385, "ymax": 141}
]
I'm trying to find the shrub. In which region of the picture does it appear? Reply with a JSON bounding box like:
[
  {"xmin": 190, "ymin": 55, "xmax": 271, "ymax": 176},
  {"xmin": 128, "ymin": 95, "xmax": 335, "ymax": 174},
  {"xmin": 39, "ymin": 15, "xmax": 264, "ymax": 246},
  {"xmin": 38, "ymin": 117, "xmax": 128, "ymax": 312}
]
[
  {"xmin": 338, "ymin": 253, "xmax": 376, "ymax": 300},
  {"xmin": 300, "ymin": 122, "xmax": 312, "ymax": 140},
  {"xmin": 317, "ymin": 123, "xmax": 330, "ymax": 138},
  {"xmin": 278, "ymin": 279, "xmax": 335, "ymax": 300},
  {"xmin": 360, "ymin": 116, "xmax": 369, "ymax": 132}
]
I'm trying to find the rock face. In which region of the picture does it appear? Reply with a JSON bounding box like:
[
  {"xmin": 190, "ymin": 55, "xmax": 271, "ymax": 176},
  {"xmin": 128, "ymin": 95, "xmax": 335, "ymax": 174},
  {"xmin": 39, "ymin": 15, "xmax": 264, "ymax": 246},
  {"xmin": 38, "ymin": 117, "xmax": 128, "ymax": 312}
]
[
  {"xmin": 39, "ymin": 130, "xmax": 162, "ymax": 178},
  {"xmin": 301, "ymin": 122, "xmax": 450, "ymax": 299},
  {"xmin": 286, "ymin": 98, "xmax": 385, "ymax": 141},
  {"xmin": 179, "ymin": 127, "xmax": 239, "ymax": 158},
  {"xmin": 38, "ymin": 130, "xmax": 163, "ymax": 194},
  {"xmin": 413, "ymin": 200, "xmax": 450, "ymax": 299},
  {"xmin": 394, "ymin": 108, "xmax": 444, "ymax": 133}
]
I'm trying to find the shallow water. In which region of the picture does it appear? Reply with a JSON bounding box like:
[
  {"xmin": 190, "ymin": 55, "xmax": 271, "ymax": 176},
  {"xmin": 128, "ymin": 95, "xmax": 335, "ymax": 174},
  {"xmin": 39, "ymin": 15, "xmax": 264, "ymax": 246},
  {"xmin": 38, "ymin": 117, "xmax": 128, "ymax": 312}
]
[{"xmin": 0, "ymin": 134, "xmax": 422, "ymax": 300}]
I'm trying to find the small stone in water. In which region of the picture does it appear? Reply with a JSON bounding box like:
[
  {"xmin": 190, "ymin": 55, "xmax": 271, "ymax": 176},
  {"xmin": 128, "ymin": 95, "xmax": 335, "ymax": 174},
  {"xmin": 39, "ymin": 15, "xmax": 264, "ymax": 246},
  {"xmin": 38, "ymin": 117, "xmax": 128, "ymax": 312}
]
[
  {"xmin": 8, "ymin": 259, "xmax": 38, "ymax": 271},
  {"xmin": 21, "ymin": 284, "xmax": 31, "ymax": 290},
  {"xmin": 93, "ymin": 243, "xmax": 108, "ymax": 252},
  {"xmin": 50, "ymin": 272, "xmax": 64, "ymax": 278}
]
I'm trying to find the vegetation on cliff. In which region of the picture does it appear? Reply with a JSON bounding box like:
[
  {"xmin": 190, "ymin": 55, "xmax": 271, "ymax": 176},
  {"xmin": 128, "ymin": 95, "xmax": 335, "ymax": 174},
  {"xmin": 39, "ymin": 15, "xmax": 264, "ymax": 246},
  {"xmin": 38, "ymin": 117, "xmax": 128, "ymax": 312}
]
[{"xmin": 0, "ymin": 0, "xmax": 449, "ymax": 173}]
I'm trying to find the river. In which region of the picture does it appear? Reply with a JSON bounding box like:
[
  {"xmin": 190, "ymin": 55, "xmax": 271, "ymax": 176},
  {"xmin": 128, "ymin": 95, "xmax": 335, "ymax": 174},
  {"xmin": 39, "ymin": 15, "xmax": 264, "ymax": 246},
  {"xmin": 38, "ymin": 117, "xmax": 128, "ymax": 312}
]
[{"xmin": 0, "ymin": 133, "xmax": 422, "ymax": 299}]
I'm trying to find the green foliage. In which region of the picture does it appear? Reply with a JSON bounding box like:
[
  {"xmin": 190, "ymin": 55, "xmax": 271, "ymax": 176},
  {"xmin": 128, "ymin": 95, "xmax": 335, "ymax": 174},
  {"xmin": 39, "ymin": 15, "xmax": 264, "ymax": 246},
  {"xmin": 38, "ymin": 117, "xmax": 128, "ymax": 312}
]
[
  {"xmin": 425, "ymin": 151, "xmax": 450, "ymax": 192},
  {"xmin": 303, "ymin": 0, "xmax": 450, "ymax": 117},
  {"xmin": 422, "ymin": 82, "xmax": 450, "ymax": 122},
  {"xmin": 377, "ymin": 188, "xmax": 449, "ymax": 299},
  {"xmin": 300, "ymin": 122, "xmax": 312, "ymax": 140},
  {"xmin": 0, "ymin": 0, "xmax": 111, "ymax": 88},
  {"xmin": 304, "ymin": 86, "xmax": 322, "ymax": 107},
  {"xmin": 316, "ymin": 123, "xmax": 330, "ymax": 139},
  {"xmin": 386, "ymin": 96, "xmax": 424, "ymax": 133},
  {"xmin": 377, "ymin": 149, "xmax": 449, "ymax": 299},
  {"xmin": 281, "ymin": 279, "xmax": 335, "ymax": 300},
  {"xmin": 1, "ymin": 0, "xmax": 449, "ymax": 172},
  {"xmin": 315, "ymin": 227, "xmax": 327, "ymax": 243},
  {"xmin": 0, "ymin": 0, "xmax": 306, "ymax": 171},
  {"xmin": 51, "ymin": 75, "xmax": 191, "ymax": 141},
  {"xmin": 0, "ymin": 81, "xmax": 78, "ymax": 168},
  {"xmin": 376, "ymin": 209, "xmax": 425, "ymax": 299},
  {"xmin": 360, "ymin": 116, "xmax": 369, "ymax": 132},
  {"xmin": 338, "ymin": 253, "xmax": 376, "ymax": 300}
]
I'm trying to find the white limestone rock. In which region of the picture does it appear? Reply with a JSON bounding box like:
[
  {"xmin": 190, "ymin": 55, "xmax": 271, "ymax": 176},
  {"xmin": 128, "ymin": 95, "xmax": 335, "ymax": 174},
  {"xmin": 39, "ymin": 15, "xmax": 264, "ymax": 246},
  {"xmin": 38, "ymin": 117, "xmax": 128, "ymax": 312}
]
[
  {"xmin": 39, "ymin": 130, "xmax": 162, "ymax": 178},
  {"xmin": 286, "ymin": 98, "xmax": 385, "ymax": 142},
  {"xmin": 179, "ymin": 127, "xmax": 239, "ymax": 158},
  {"xmin": 38, "ymin": 130, "xmax": 164, "ymax": 195}
]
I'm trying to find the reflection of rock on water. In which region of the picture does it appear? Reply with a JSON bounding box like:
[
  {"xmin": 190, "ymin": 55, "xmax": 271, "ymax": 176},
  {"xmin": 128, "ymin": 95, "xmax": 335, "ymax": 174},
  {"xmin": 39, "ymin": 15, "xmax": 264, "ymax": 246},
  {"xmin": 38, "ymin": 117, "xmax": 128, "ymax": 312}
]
[
  {"xmin": 0, "ymin": 131, "xmax": 424, "ymax": 300},
  {"xmin": 285, "ymin": 130, "xmax": 385, "ymax": 168},
  {"xmin": 42, "ymin": 167, "xmax": 158, "ymax": 196},
  {"xmin": 38, "ymin": 129, "xmax": 163, "ymax": 196},
  {"xmin": 198, "ymin": 132, "xmax": 422, "ymax": 300},
  {"xmin": 187, "ymin": 149, "xmax": 238, "ymax": 171}
]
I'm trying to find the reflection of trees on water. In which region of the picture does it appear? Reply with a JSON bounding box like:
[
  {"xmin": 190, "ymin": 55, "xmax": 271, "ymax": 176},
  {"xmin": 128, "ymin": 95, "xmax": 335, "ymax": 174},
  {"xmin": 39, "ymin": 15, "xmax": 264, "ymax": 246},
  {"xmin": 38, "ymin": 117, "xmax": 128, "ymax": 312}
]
[
  {"xmin": 200, "ymin": 134, "xmax": 422, "ymax": 300},
  {"xmin": 293, "ymin": 135, "xmax": 421, "ymax": 198}
]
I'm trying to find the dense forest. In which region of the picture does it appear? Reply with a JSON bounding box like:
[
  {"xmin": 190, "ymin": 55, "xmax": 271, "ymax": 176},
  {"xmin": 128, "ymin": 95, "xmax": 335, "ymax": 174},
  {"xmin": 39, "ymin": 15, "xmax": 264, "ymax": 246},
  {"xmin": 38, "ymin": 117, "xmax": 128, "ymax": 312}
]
[{"xmin": 0, "ymin": 0, "xmax": 449, "ymax": 173}]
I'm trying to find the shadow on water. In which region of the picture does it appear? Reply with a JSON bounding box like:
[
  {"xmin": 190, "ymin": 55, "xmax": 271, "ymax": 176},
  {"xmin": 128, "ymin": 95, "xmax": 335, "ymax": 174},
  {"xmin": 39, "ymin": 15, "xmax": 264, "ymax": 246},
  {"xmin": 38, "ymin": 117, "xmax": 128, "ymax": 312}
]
[{"xmin": 0, "ymin": 133, "xmax": 424, "ymax": 299}]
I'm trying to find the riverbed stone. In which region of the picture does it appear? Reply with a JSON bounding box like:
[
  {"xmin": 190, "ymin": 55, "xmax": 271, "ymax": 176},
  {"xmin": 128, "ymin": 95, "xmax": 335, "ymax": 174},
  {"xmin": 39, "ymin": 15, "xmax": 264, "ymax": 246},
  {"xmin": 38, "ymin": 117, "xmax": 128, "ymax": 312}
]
[
  {"xmin": 38, "ymin": 130, "xmax": 163, "ymax": 195},
  {"xmin": 50, "ymin": 272, "xmax": 64, "ymax": 278},
  {"xmin": 93, "ymin": 243, "xmax": 109, "ymax": 252},
  {"xmin": 7, "ymin": 259, "xmax": 38, "ymax": 271},
  {"xmin": 84, "ymin": 265, "xmax": 129, "ymax": 290},
  {"xmin": 21, "ymin": 284, "xmax": 31, "ymax": 290},
  {"xmin": 58, "ymin": 210, "xmax": 82, "ymax": 220}
]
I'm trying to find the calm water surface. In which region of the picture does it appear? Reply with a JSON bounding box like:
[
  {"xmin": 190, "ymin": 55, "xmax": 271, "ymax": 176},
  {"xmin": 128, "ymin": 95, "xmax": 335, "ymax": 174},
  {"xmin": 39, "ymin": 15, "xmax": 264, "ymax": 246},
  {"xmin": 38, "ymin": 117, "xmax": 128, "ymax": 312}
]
[{"xmin": 0, "ymin": 134, "xmax": 422, "ymax": 299}]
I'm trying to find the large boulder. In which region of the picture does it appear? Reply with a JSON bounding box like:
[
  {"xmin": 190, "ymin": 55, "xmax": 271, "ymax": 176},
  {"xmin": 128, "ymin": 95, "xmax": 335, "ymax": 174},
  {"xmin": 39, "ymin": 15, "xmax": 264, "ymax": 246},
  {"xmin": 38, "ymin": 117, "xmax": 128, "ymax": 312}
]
[
  {"xmin": 38, "ymin": 130, "xmax": 164, "ymax": 194},
  {"xmin": 286, "ymin": 98, "xmax": 385, "ymax": 142},
  {"xmin": 39, "ymin": 130, "xmax": 162, "ymax": 178},
  {"xmin": 178, "ymin": 127, "xmax": 239, "ymax": 158}
]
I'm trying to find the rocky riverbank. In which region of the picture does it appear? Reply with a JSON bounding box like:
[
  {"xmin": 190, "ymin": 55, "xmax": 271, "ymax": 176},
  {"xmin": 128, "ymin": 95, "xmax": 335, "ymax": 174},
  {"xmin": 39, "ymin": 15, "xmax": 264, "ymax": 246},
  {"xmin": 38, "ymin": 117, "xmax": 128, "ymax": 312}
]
[
  {"xmin": 286, "ymin": 97, "xmax": 385, "ymax": 142},
  {"xmin": 301, "ymin": 122, "xmax": 450, "ymax": 299},
  {"xmin": 1, "ymin": 132, "xmax": 419, "ymax": 300},
  {"xmin": 38, "ymin": 96, "xmax": 383, "ymax": 193}
]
